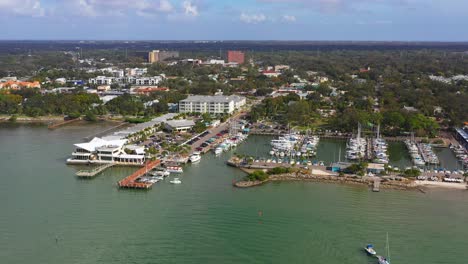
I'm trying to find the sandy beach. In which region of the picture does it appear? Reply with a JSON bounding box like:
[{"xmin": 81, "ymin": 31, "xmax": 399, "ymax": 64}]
[{"xmin": 414, "ymin": 180, "xmax": 467, "ymax": 190}]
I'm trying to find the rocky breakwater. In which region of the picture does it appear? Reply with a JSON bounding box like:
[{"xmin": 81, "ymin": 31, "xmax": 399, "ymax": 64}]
[{"xmin": 234, "ymin": 171, "xmax": 418, "ymax": 191}]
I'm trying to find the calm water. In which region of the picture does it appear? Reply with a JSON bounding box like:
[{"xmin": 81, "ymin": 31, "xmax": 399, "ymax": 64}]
[{"xmin": 1, "ymin": 125, "xmax": 468, "ymax": 264}]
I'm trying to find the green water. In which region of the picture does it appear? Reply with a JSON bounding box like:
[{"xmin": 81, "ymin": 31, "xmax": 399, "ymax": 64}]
[{"xmin": 1, "ymin": 125, "xmax": 468, "ymax": 264}]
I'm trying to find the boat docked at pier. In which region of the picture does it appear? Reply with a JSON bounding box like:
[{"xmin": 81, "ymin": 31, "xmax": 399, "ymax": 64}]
[
  {"xmin": 166, "ymin": 166, "xmax": 183, "ymax": 174},
  {"xmin": 149, "ymin": 168, "xmax": 170, "ymax": 177},
  {"xmin": 405, "ymin": 139, "xmax": 425, "ymax": 166},
  {"xmin": 346, "ymin": 125, "xmax": 367, "ymax": 160},
  {"xmin": 189, "ymin": 152, "xmax": 201, "ymax": 163},
  {"xmin": 270, "ymin": 133, "xmax": 301, "ymax": 151},
  {"xmin": 373, "ymin": 139, "xmax": 389, "ymax": 164}
]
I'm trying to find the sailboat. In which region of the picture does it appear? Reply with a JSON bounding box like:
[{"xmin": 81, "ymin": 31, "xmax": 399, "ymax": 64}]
[{"xmin": 378, "ymin": 233, "xmax": 391, "ymax": 264}]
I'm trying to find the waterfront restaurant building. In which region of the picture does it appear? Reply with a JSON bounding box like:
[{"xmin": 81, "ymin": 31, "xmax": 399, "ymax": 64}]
[
  {"xmin": 67, "ymin": 137, "xmax": 145, "ymax": 165},
  {"xmin": 178, "ymin": 95, "xmax": 246, "ymax": 114}
]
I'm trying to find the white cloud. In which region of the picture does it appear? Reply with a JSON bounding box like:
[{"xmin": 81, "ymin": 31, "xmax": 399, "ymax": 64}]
[
  {"xmin": 159, "ymin": 0, "xmax": 173, "ymax": 12},
  {"xmin": 68, "ymin": 0, "xmax": 176, "ymax": 17},
  {"xmin": 282, "ymin": 15, "xmax": 296, "ymax": 22},
  {"xmin": 183, "ymin": 1, "xmax": 198, "ymax": 16},
  {"xmin": 240, "ymin": 13, "xmax": 267, "ymax": 24},
  {"xmin": 0, "ymin": 0, "xmax": 45, "ymax": 16}
]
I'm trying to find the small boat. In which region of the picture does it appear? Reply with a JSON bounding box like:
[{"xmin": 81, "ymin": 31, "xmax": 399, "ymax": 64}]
[
  {"xmin": 166, "ymin": 166, "xmax": 183, "ymax": 174},
  {"xmin": 170, "ymin": 178, "xmax": 182, "ymax": 184},
  {"xmin": 150, "ymin": 169, "xmax": 170, "ymax": 177},
  {"xmin": 364, "ymin": 244, "xmax": 377, "ymax": 255},
  {"xmin": 214, "ymin": 147, "xmax": 222, "ymax": 155},
  {"xmin": 189, "ymin": 152, "xmax": 201, "ymax": 163}
]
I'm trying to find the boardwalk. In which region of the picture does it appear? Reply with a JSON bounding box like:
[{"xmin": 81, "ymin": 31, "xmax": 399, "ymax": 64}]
[
  {"xmin": 76, "ymin": 163, "xmax": 115, "ymax": 178},
  {"xmin": 118, "ymin": 160, "xmax": 161, "ymax": 189}
]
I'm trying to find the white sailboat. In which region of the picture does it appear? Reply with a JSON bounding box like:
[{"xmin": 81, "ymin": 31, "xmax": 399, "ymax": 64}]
[{"xmin": 377, "ymin": 233, "xmax": 391, "ymax": 264}]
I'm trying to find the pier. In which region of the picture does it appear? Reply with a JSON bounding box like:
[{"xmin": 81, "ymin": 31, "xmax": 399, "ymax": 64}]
[
  {"xmin": 76, "ymin": 163, "xmax": 115, "ymax": 178},
  {"xmin": 118, "ymin": 160, "xmax": 161, "ymax": 189},
  {"xmin": 83, "ymin": 122, "xmax": 128, "ymax": 140},
  {"xmin": 373, "ymin": 178, "xmax": 381, "ymax": 192},
  {"xmin": 48, "ymin": 118, "xmax": 81, "ymax": 129}
]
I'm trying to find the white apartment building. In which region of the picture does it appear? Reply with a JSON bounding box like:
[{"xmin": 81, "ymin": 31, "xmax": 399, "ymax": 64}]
[
  {"xmin": 126, "ymin": 68, "xmax": 148, "ymax": 76},
  {"xmin": 89, "ymin": 76, "xmax": 116, "ymax": 85},
  {"xmin": 178, "ymin": 95, "xmax": 246, "ymax": 114},
  {"xmin": 127, "ymin": 76, "xmax": 163, "ymax": 86}
]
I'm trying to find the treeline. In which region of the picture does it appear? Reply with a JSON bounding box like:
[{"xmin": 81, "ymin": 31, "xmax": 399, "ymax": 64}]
[{"xmin": 0, "ymin": 90, "xmax": 186, "ymax": 118}]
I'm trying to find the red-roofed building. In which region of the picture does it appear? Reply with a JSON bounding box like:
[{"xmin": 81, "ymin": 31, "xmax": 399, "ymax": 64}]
[
  {"xmin": 227, "ymin": 51, "xmax": 245, "ymax": 64},
  {"xmin": 133, "ymin": 87, "xmax": 170, "ymax": 95},
  {"xmin": 262, "ymin": 70, "xmax": 281, "ymax": 78},
  {"xmin": 0, "ymin": 81, "xmax": 41, "ymax": 90}
]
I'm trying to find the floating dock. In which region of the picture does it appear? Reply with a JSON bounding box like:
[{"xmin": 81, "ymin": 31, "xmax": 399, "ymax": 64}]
[
  {"xmin": 118, "ymin": 160, "xmax": 161, "ymax": 189},
  {"xmin": 76, "ymin": 163, "xmax": 115, "ymax": 177}
]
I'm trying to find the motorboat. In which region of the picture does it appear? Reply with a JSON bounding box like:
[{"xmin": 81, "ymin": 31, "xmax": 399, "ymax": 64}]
[
  {"xmin": 214, "ymin": 147, "xmax": 222, "ymax": 155},
  {"xmin": 150, "ymin": 170, "xmax": 170, "ymax": 177},
  {"xmin": 364, "ymin": 244, "xmax": 377, "ymax": 255},
  {"xmin": 170, "ymin": 178, "xmax": 182, "ymax": 184},
  {"xmin": 189, "ymin": 152, "xmax": 201, "ymax": 163},
  {"xmin": 166, "ymin": 166, "xmax": 183, "ymax": 174}
]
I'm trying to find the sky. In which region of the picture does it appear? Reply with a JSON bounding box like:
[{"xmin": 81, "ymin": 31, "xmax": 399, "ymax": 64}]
[{"xmin": 1, "ymin": 0, "xmax": 467, "ymax": 41}]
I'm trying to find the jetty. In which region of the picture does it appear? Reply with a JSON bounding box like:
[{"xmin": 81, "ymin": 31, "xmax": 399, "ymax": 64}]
[
  {"xmin": 83, "ymin": 122, "xmax": 127, "ymax": 140},
  {"xmin": 48, "ymin": 118, "xmax": 81, "ymax": 129},
  {"xmin": 373, "ymin": 178, "xmax": 381, "ymax": 192},
  {"xmin": 118, "ymin": 160, "xmax": 161, "ymax": 189},
  {"xmin": 76, "ymin": 163, "xmax": 115, "ymax": 178}
]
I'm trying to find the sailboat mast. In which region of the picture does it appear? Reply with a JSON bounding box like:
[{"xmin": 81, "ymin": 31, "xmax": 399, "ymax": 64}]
[{"xmin": 387, "ymin": 232, "xmax": 391, "ymax": 262}]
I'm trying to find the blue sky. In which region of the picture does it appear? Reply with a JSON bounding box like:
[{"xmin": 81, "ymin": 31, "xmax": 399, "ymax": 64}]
[{"xmin": 1, "ymin": 0, "xmax": 467, "ymax": 41}]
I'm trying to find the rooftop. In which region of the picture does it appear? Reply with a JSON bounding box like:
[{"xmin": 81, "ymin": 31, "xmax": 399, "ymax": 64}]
[
  {"xmin": 180, "ymin": 95, "xmax": 245, "ymax": 103},
  {"xmin": 166, "ymin": 119, "xmax": 195, "ymax": 128}
]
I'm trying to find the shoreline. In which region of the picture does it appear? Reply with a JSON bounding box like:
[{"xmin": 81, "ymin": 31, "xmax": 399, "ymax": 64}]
[{"xmin": 0, "ymin": 115, "xmax": 125, "ymax": 124}]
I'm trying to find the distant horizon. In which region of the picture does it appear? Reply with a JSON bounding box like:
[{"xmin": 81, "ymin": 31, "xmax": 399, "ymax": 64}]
[{"xmin": 2, "ymin": 39, "xmax": 468, "ymax": 44}]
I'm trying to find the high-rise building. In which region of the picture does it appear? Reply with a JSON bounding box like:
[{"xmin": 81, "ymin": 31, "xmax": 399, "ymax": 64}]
[
  {"xmin": 148, "ymin": 50, "xmax": 180, "ymax": 63},
  {"xmin": 227, "ymin": 51, "xmax": 245, "ymax": 64}
]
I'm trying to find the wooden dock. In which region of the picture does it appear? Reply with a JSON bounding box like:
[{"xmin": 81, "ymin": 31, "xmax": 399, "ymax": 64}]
[
  {"xmin": 76, "ymin": 163, "xmax": 115, "ymax": 178},
  {"xmin": 118, "ymin": 160, "xmax": 161, "ymax": 189}
]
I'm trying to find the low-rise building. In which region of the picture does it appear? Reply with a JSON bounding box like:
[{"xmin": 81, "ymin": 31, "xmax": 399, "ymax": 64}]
[
  {"xmin": 132, "ymin": 86, "xmax": 170, "ymax": 95},
  {"xmin": 164, "ymin": 120, "xmax": 195, "ymax": 133},
  {"xmin": 67, "ymin": 137, "xmax": 145, "ymax": 165},
  {"xmin": 0, "ymin": 80, "xmax": 41, "ymax": 90},
  {"xmin": 178, "ymin": 95, "xmax": 246, "ymax": 114},
  {"xmin": 127, "ymin": 76, "xmax": 164, "ymax": 86},
  {"xmin": 126, "ymin": 68, "xmax": 148, "ymax": 76},
  {"xmin": 262, "ymin": 70, "xmax": 281, "ymax": 78},
  {"xmin": 89, "ymin": 76, "xmax": 115, "ymax": 85}
]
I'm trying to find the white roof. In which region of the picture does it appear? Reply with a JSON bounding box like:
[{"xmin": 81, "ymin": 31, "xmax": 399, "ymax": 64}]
[
  {"xmin": 166, "ymin": 119, "xmax": 195, "ymax": 128},
  {"xmin": 74, "ymin": 137, "xmax": 127, "ymax": 152}
]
